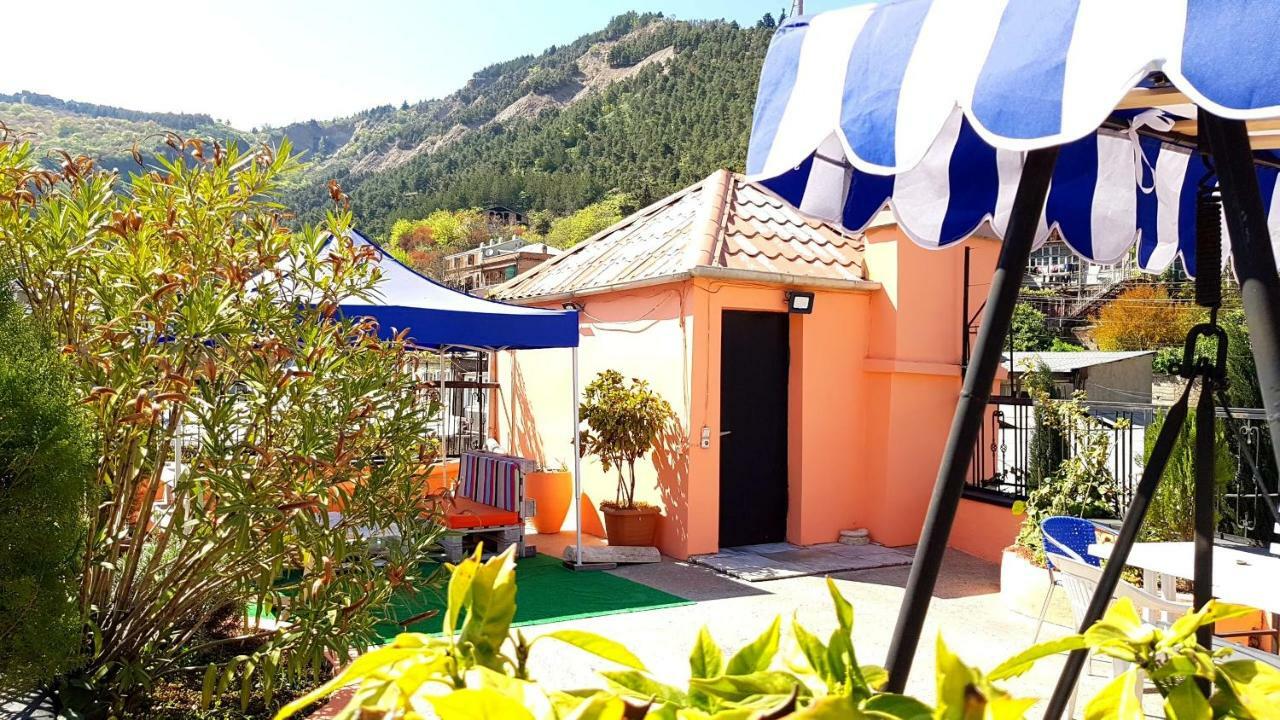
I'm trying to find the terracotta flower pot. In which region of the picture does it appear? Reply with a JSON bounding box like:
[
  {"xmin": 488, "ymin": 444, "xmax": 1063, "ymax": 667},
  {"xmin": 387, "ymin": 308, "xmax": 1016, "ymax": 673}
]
[
  {"xmin": 602, "ymin": 506, "xmax": 660, "ymax": 547},
  {"xmin": 524, "ymin": 470, "xmax": 572, "ymax": 534}
]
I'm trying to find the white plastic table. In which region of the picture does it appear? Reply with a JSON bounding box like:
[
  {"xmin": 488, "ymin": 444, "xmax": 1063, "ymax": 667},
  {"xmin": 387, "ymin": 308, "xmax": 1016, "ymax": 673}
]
[{"xmin": 1089, "ymin": 541, "xmax": 1280, "ymax": 616}]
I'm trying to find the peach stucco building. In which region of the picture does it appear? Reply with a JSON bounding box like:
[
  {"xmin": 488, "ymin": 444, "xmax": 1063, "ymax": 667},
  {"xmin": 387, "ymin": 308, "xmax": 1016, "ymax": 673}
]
[{"xmin": 488, "ymin": 169, "xmax": 1019, "ymax": 562}]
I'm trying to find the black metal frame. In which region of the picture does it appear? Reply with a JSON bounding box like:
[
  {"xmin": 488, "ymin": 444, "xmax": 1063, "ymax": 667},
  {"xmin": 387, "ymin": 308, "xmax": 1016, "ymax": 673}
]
[
  {"xmin": 884, "ymin": 147, "xmax": 1060, "ymax": 690},
  {"xmin": 885, "ymin": 112, "xmax": 1280, "ymax": 707}
]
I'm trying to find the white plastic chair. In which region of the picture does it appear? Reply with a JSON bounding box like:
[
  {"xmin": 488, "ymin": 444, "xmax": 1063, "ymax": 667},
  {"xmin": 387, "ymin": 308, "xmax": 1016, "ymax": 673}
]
[{"xmin": 1050, "ymin": 555, "xmax": 1185, "ymax": 717}]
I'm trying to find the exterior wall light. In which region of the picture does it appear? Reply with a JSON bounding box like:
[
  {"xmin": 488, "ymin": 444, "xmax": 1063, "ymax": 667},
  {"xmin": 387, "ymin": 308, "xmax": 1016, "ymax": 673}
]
[{"xmin": 785, "ymin": 291, "xmax": 814, "ymax": 314}]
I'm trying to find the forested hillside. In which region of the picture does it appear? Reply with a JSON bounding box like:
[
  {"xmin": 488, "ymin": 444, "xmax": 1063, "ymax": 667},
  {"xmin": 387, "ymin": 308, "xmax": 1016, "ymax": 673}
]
[
  {"xmin": 287, "ymin": 15, "xmax": 774, "ymax": 237},
  {"xmin": 0, "ymin": 91, "xmax": 253, "ymax": 173},
  {"xmin": 2, "ymin": 11, "xmax": 777, "ymax": 239}
]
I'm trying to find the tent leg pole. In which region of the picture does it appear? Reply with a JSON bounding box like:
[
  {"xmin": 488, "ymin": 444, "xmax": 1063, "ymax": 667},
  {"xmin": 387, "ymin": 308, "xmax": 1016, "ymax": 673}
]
[
  {"xmin": 1202, "ymin": 112, "xmax": 1280, "ymax": 472},
  {"xmin": 884, "ymin": 147, "xmax": 1059, "ymax": 692},
  {"xmin": 572, "ymin": 346, "xmax": 583, "ymax": 568}
]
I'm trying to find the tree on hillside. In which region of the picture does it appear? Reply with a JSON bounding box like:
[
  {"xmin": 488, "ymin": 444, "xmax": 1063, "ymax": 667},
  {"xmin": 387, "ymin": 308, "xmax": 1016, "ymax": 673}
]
[
  {"xmin": 1091, "ymin": 285, "xmax": 1200, "ymax": 351},
  {"xmin": 539, "ymin": 193, "xmax": 634, "ymax": 249},
  {"xmin": 1010, "ymin": 302, "xmax": 1055, "ymax": 351},
  {"xmin": 390, "ymin": 209, "xmax": 489, "ymax": 251}
]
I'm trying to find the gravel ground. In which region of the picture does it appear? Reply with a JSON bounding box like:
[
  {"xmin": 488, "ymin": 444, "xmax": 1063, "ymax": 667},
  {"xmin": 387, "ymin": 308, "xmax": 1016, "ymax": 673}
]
[{"xmin": 517, "ymin": 548, "xmax": 1163, "ymax": 719}]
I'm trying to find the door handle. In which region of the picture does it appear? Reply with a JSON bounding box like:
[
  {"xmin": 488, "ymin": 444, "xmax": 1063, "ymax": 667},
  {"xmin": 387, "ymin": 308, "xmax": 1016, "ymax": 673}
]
[{"xmin": 719, "ymin": 430, "xmax": 732, "ymax": 436}]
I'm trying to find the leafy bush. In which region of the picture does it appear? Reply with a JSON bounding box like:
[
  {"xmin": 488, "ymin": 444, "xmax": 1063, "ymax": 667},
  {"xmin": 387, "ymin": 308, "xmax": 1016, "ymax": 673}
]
[
  {"xmin": 0, "ymin": 278, "xmax": 93, "ymax": 695},
  {"xmin": 275, "ymin": 546, "xmax": 1280, "ymax": 719},
  {"xmin": 1049, "ymin": 337, "xmax": 1085, "ymax": 352},
  {"xmin": 537, "ymin": 193, "xmax": 634, "ymax": 249},
  {"xmin": 1023, "ymin": 363, "xmax": 1064, "ymax": 493},
  {"xmin": 1016, "ymin": 392, "xmax": 1122, "ymax": 563},
  {"xmin": 0, "ymin": 134, "xmax": 445, "ymax": 713},
  {"xmin": 1010, "ymin": 301, "xmax": 1054, "ymax": 351},
  {"xmin": 1092, "ymin": 285, "xmax": 1201, "ymax": 351},
  {"xmin": 578, "ymin": 370, "xmax": 674, "ymax": 509},
  {"xmin": 1140, "ymin": 408, "xmax": 1233, "ymax": 542},
  {"xmin": 1153, "ymin": 346, "xmax": 1183, "ymax": 375}
]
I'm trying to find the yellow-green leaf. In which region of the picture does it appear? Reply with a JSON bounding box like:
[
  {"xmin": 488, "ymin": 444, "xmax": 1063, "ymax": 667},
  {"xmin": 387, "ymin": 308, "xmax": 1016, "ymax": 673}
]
[
  {"xmin": 858, "ymin": 664, "xmax": 888, "ymax": 692},
  {"xmin": 861, "ymin": 692, "xmax": 932, "ymax": 719},
  {"xmin": 725, "ymin": 617, "xmax": 781, "ymax": 675},
  {"xmin": 827, "ymin": 577, "xmax": 854, "ymax": 634},
  {"xmin": 688, "ymin": 671, "xmax": 808, "ymax": 704},
  {"xmin": 428, "ymin": 688, "xmax": 537, "ymax": 720},
  {"xmin": 272, "ymin": 647, "xmax": 421, "ymax": 719},
  {"xmin": 1084, "ymin": 668, "xmax": 1144, "ymax": 720},
  {"xmin": 601, "ymin": 670, "xmax": 689, "ymax": 706},
  {"xmin": 933, "ymin": 634, "xmax": 978, "ymax": 720},
  {"xmin": 1217, "ymin": 659, "xmax": 1280, "ymax": 716},
  {"xmin": 541, "ymin": 629, "xmax": 647, "ymax": 671},
  {"xmin": 459, "ymin": 544, "xmax": 518, "ymax": 669},
  {"xmin": 792, "ymin": 617, "xmax": 830, "ymax": 682},
  {"xmin": 690, "ymin": 626, "xmax": 724, "ymax": 680},
  {"xmin": 443, "ymin": 544, "xmax": 481, "ymax": 639},
  {"xmin": 786, "ymin": 695, "xmax": 859, "ymax": 718},
  {"xmin": 200, "ymin": 664, "xmax": 217, "ymax": 710},
  {"xmin": 1163, "ymin": 678, "xmax": 1212, "ymax": 720},
  {"xmin": 1163, "ymin": 601, "xmax": 1258, "ymax": 649},
  {"xmin": 988, "ymin": 634, "xmax": 1087, "ymax": 680}
]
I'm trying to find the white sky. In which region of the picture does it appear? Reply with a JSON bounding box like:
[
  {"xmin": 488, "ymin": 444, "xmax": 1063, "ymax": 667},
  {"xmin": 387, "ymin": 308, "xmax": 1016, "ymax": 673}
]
[{"xmin": 3, "ymin": 0, "xmax": 848, "ymax": 129}]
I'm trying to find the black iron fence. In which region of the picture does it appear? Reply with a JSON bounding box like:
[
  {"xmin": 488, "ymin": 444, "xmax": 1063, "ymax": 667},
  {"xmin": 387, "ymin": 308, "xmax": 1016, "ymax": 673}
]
[
  {"xmin": 434, "ymin": 351, "xmax": 494, "ymax": 457},
  {"xmin": 966, "ymin": 394, "xmax": 1278, "ymax": 547}
]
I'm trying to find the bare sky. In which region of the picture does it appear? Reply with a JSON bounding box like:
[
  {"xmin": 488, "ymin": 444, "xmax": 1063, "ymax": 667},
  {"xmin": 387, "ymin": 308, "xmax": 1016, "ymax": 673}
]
[{"xmin": 4, "ymin": 0, "xmax": 848, "ymax": 129}]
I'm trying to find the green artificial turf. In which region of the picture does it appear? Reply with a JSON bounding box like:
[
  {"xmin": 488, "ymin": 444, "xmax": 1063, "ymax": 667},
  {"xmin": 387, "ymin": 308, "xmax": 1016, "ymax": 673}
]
[
  {"xmin": 251, "ymin": 554, "xmax": 691, "ymax": 642},
  {"xmin": 374, "ymin": 554, "xmax": 690, "ymax": 641}
]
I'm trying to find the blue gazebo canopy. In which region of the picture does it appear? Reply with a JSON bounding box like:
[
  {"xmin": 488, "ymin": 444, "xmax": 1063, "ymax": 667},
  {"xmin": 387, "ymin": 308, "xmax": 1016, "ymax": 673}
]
[{"xmin": 312, "ymin": 230, "xmax": 578, "ymax": 351}]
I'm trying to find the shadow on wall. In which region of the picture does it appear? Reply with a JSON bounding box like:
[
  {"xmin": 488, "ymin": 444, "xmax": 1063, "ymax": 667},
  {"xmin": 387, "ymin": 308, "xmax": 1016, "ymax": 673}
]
[
  {"xmin": 653, "ymin": 415, "xmax": 690, "ymax": 552},
  {"xmin": 505, "ymin": 355, "xmax": 547, "ymax": 466}
]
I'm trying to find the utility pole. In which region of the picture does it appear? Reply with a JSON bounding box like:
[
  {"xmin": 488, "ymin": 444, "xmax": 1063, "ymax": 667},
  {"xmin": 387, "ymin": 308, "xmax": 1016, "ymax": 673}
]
[{"xmin": 791, "ymin": 1, "xmax": 804, "ymax": 17}]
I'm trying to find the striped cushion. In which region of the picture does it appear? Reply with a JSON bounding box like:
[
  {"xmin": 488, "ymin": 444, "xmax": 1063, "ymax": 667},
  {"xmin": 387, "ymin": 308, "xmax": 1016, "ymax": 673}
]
[{"xmin": 458, "ymin": 452, "xmax": 521, "ymax": 513}]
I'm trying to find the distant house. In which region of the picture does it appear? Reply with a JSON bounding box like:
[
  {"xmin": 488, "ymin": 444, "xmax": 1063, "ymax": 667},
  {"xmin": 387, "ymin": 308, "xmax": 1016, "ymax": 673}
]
[
  {"xmin": 1002, "ymin": 350, "xmax": 1155, "ymax": 403},
  {"xmin": 442, "ymin": 238, "xmax": 559, "ymax": 295},
  {"xmin": 486, "ymin": 169, "xmax": 1021, "ymax": 562},
  {"xmin": 484, "ymin": 206, "xmax": 525, "ymax": 228}
]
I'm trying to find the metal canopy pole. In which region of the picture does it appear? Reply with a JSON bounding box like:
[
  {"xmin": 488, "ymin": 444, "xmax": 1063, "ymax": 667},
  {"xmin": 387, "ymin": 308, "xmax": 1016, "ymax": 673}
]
[
  {"xmin": 572, "ymin": 346, "xmax": 584, "ymax": 568},
  {"xmin": 1201, "ymin": 113, "xmax": 1280, "ymax": 473},
  {"xmin": 884, "ymin": 147, "xmax": 1060, "ymax": 691}
]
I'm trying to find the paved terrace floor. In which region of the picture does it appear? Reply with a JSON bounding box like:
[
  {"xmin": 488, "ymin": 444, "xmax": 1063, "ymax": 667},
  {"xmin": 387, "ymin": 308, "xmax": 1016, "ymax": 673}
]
[{"xmin": 518, "ymin": 543, "xmax": 1162, "ymax": 719}]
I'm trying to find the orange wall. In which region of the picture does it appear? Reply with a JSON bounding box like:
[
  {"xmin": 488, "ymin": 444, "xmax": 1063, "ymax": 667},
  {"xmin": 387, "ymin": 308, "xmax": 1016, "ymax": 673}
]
[
  {"xmin": 860, "ymin": 227, "xmax": 1011, "ymax": 551},
  {"xmin": 495, "ymin": 225, "xmax": 1022, "ymax": 560},
  {"xmin": 687, "ymin": 278, "xmax": 873, "ymax": 554},
  {"xmin": 492, "ymin": 283, "xmax": 695, "ymax": 555},
  {"xmin": 951, "ymin": 498, "xmax": 1024, "ymax": 563}
]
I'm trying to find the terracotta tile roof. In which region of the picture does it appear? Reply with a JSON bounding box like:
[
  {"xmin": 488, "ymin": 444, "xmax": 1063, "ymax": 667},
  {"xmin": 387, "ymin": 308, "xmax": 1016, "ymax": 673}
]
[{"xmin": 491, "ymin": 170, "xmax": 866, "ymax": 300}]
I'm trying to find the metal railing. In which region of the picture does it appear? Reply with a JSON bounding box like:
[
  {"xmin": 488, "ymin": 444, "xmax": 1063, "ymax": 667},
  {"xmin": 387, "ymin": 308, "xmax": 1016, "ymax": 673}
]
[{"xmin": 966, "ymin": 395, "xmax": 1278, "ymax": 547}]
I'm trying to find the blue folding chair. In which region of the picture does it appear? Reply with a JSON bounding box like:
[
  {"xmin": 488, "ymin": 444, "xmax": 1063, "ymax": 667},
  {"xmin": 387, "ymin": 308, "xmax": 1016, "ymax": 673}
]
[{"xmin": 1033, "ymin": 516, "xmax": 1101, "ymax": 641}]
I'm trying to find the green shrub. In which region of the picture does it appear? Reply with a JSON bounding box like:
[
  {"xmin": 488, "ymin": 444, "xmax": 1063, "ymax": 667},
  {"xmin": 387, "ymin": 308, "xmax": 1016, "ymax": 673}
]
[
  {"xmin": 1140, "ymin": 408, "xmax": 1233, "ymax": 542},
  {"xmin": 1010, "ymin": 302, "xmax": 1054, "ymax": 351},
  {"xmin": 0, "ymin": 280, "xmax": 93, "ymax": 694},
  {"xmin": 0, "ymin": 134, "xmax": 444, "ymax": 714},
  {"xmin": 1016, "ymin": 392, "xmax": 1121, "ymax": 563},
  {"xmin": 1023, "ymin": 362, "xmax": 1064, "ymax": 493}
]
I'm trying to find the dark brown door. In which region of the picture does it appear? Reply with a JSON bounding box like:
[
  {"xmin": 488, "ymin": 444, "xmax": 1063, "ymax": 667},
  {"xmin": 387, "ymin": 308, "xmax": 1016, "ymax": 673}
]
[{"xmin": 718, "ymin": 310, "xmax": 790, "ymax": 548}]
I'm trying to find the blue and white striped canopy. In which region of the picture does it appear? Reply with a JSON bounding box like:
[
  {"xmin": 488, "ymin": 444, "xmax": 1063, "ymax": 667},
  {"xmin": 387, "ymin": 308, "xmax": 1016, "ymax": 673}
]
[{"xmin": 747, "ymin": 0, "xmax": 1280, "ymax": 276}]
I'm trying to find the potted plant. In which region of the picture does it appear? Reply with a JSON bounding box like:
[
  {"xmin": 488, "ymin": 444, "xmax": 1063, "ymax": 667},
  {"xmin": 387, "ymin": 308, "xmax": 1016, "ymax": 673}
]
[
  {"xmin": 524, "ymin": 460, "xmax": 572, "ymax": 534},
  {"xmin": 578, "ymin": 370, "xmax": 673, "ymax": 546}
]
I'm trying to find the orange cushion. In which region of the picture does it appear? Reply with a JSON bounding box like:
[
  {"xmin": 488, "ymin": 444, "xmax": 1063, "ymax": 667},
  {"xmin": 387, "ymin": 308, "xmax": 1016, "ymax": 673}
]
[{"xmin": 443, "ymin": 497, "xmax": 519, "ymax": 530}]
